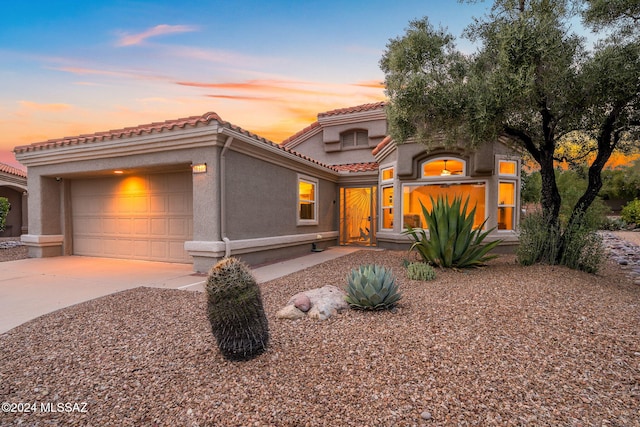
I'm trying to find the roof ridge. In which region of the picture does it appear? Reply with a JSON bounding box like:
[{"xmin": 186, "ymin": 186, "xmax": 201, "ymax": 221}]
[{"xmin": 318, "ymin": 101, "xmax": 386, "ymax": 118}]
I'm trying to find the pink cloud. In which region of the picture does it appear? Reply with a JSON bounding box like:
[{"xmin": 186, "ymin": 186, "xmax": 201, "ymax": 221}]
[
  {"xmin": 18, "ymin": 101, "xmax": 72, "ymax": 112},
  {"xmin": 117, "ymin": 24, "xmax": 199, "ymax": 46}
]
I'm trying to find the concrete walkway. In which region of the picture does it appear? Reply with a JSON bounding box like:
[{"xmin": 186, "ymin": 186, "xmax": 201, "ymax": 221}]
[{"xmin": 0, "ymin": 246, "xmax": 360, "ymax": 334}]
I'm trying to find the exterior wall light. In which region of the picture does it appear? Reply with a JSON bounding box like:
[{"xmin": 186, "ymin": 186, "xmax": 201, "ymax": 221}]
[{"xmin": 192, "ymin": 163, "xmax": 207, "ymax": 174}]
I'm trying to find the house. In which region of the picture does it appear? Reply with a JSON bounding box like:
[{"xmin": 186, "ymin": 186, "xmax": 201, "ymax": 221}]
[
  {"xmin": 0, "ymin": 163, "xmax": 28, "ymax": 237},
  {"xmin": 14, "ymin": 102, "xmax": 520, "ymax": 272}
]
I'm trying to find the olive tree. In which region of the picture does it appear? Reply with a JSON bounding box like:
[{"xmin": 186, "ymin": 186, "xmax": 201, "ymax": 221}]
[{"xmin": 380, "ymin": 0, "xmax": 640, "ymax": 265}]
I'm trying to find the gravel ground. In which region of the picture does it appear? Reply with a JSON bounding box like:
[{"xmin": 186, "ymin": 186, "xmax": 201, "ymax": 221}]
[
  {"xmin": 0, "ymin": 238, "xmax": 27, "ymax": 262},
  {"xmin": 1, "ymin": 249, "xmax": 639, "ymax": 426}
]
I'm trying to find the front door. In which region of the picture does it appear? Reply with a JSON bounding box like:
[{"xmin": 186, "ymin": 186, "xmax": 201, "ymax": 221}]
[{"xmin": 340, "ymin": 186, "xmax": 377, "ymax": 246}]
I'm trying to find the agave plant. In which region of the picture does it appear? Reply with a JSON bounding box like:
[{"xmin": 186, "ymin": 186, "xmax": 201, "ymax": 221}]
[
  {"xmin": 345, "ymin": 264, "xmax": 401, "ymax": 310},
  {"xmin": 403, "ymin": 195, "xmax": 501, "ymax": 268}
]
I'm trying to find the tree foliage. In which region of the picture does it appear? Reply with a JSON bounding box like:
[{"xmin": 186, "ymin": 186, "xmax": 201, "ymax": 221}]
[{"xmin": 381, "ymin": 0, "xmax": 640, "ymax": 265}]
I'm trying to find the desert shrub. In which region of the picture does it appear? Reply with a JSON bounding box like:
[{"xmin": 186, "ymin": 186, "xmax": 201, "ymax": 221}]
[
  {"xmin": 406, "ymin": 262, "xmax": 436, "ymax": 281},
  {"xmin": 403, "ymin": 195, "xmax": 501, "ymax": 268},
  {"xmin": 345, "ymin": 264, "xmax": 401, "ymax": 311},
  {"xmin": 0, "ymin": 198, "xmax": 9, "ymax": 232},
  {"xmin": 517, "ymin": 211, "xmax": 604, "ymax": 273},
  {"xmin": 205, "ymin": 257, "xmax": 269, "ymax": 361},
  {"xmin": 621, "ymin": 199, "xmax": 640, "ymax": 224},
  {"xmin": 599, "ymin": 216, "xmax": 628, "ymax": 231}
]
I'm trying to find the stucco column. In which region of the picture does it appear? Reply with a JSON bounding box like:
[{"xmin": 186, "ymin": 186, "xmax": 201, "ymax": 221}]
[
  {"xmin": 21, "ymin": 191, "xmax": 28, "ymax": 234},
  {"xmin": 21, "ymin": 173, "xmax": 64, "ymax": 257},
  {"xmin": 185, "ymin": 147, "xmax": 221, "ymax": 272}
]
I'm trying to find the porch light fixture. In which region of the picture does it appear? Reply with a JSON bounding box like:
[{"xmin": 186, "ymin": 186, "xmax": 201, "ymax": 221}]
[
  {"xmin": 113, "ymin": 170, "xmax": 124, "ymax": 174},
  {"xmin": 192, "ymin": 163, "xmax": 207, "ymax": 174}
]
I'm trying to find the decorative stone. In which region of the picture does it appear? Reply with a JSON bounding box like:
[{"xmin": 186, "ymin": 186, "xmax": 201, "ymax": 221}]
[
  {"xmin": 276, "ymin": 305, "xmax": 306, "ymax": 320},
  {"xmin": 279, "ymin": 285, "xmax": 348, "ymax": 321},
  {"xmin": 421, "ymin": 411, "xmax": 432, "ymax": 420},
  {"xmin": 291, "ymin": 294, "xmax": 311, "ymax": 312}
]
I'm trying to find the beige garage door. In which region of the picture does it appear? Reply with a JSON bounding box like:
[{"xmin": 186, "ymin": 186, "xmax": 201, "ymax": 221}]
[{"xmin": 71, "ymin": 171, "xmax": 193, "ymax": 263}]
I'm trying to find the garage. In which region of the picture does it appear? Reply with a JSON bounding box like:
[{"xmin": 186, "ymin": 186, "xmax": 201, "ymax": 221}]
[{"xmin": 70, "ymin": 171, "xmax": 193, "ymax": 263}]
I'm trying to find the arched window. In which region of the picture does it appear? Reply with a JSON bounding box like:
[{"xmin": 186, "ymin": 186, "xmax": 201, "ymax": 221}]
[{"xmin": 421, "ymin": 157, "xmax": 466, "ymax": 178}]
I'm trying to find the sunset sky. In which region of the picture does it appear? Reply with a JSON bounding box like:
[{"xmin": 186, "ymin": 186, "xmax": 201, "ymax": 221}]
[{"xmin": 0, "ymin": 0, "xmax": 495, "ymax": 170}]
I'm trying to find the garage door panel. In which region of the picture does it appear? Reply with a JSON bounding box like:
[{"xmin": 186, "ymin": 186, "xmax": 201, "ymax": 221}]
[{"xmin": 71, "ymin": 172, "xmax": 192, "ymax": 263}]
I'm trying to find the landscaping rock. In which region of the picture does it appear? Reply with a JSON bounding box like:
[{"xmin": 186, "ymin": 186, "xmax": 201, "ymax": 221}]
[
  {"xmin": 279, "ymin": 285, "xmax": 349, "ymax": 321},
  {"xmin": 276, "ymin": 305, "xmax": 306, "ymax": 320}
]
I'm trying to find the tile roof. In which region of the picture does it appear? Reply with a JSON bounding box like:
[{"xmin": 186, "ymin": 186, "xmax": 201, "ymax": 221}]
[
  {"xmin": 0, "ymin": 163, "xmax": 27, "ymax": 178},
  {"xmin": 12, "ymin": 112, "xmax": 370, "ymax": 174},
  {"xmin": 372, "ymin": 135, "xmax": 393, "ymax": 155},
  {"xmin": 332, "ymin": 162, "xmax": 379, "ymax": 173},
  {"xmin": 13, "ymin": 113, "xmax": 225, "ymax": 154},
  {"xmin": 318, "ymin": 101, "xmax": 386, "ymax": 118},
  {"xmin": 281, "ymin": 121, "xmax": 320, "ymax": 147}
]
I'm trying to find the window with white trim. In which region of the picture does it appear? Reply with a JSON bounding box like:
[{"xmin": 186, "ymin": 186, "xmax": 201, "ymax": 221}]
[
  {"xmin": 298, "ymin": 176, "xmax": 318, "ymax": 225},
  {"xmin": 497, "ymin": 160, "xmax": 518, "ymax": 230}
]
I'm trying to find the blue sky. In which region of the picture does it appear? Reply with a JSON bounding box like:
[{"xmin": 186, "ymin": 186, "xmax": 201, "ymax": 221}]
[{"xmin": 0, "ymin": 0, "xmax": 491, "ymax": 169}]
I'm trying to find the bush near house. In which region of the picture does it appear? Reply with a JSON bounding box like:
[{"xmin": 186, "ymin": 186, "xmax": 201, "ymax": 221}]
[
  {"xmin": 0, "ymin": 197, "xmax": 10, "ymax": 232},
  {"xmin": 517, "ymin": 211, "xmax": 604, "ymax": 274},
  {"xmin": 403, "ymin": 195, "xmax": 501, "ymax": 269},
  {"xmin": 205, "ymin": 257, "xmax": 269, "ymax": 361}
]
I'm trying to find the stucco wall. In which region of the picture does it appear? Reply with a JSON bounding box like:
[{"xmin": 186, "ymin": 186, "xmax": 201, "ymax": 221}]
[{"xmin": 224, "ymin": 150, "xmax": 337, "ymax": 240}]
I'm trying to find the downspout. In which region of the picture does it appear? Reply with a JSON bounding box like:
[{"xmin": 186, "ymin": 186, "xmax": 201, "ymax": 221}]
[{"xmin": 220, "ymin": 135, "xmax": 233, "ymax": 257}]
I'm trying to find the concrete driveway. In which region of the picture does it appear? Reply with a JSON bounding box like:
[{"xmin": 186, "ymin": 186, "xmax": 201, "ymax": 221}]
[
  {"xmin": 0, "ymin": 256, "xmax": 203, "ymax": 334},
  {"xmin": 0, "ymin": 247, "xmax": 360, "ymax": 334}
]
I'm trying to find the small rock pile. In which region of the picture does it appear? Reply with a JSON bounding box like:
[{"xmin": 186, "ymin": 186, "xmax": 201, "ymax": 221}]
[
  {"xmin": 276, "ymin": 285, "xmax": 349, "ymax": 321},
  {"xmin": 600, "ymin": 231, "xmax": 640, "ymax": 285}
]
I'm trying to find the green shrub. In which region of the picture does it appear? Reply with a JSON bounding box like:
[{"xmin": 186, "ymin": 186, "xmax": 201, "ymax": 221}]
[
  {"xmin": 621, "ymin": 199, "xmax": 640, "ymax": 224},
  {"xmin": 403, "ymin": 195, "xmax": 501, "ymax": 268},
  {"xmin": 599, "ymin": 216, "xmax": 628, "ymax": 231},
  {"xmin": 406, "ymin": 262, "xmax": 436, "ymax": 281},
  {"xmin": 517, "ymin": 211, "xmax": 604, "ymax": 273},
  {"xmin": 0, "ymin": 198, "xmax": 10, "ymax": 232},
  {"xmin": 345, "ymin": 264, "xmax": 401, "ymax": 311},
  {"xmin": 205, "ymin": 257, "xmax": 269, "ymax": 361}
]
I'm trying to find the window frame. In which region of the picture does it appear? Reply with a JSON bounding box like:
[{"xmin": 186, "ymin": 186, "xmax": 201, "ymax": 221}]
[
  {"xmin": 421, "ymin": 157, "xmax": 467, "ymax": 179},
  {"xmin": 340, "ymin": 129, "xmax": 369, "ymax": 150},
  {"xmin": 496, "ymin": 156, "xmax": 520, "ymax": 232},
  {"xmin": 297, "ymin": 175, "xmax": 319, "ymax": 225}
]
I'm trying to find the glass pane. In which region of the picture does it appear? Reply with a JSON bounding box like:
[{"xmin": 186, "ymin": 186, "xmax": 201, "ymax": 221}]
[
  {"xmin": 381, "ymin": 187, "xmax": 393, "ymax": 229},
  {"xmin": 498, "ymin": 207, "xmax": 514, "ymax": 230},
  {"xmin": 382, "ymin": 167, "xmax": 394, "ymax": 181},
  {"xmin": 499, "ymin": 161, "xmax": 517, "ymax": 175},
  {"xmin": 299, "ymin": 181, "xmax": 315, "ymax": 201},
  {"xmin": 402, "ymin": 183, "xmax": 486, "ymax": 229},
  {"xmin": 340, "ymin": 187, "xmax": 375, "ymax": 246},
  {"xmin": 423, "ymin": 158, "xmax": 465, "ymax": 177},
  {"xmin": 499, "ymin": 182, "xmax": 515, "ymax": 205}
]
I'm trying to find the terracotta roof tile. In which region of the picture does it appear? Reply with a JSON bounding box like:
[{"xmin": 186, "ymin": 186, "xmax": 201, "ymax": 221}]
[
  {"xmin": 318, "ymin": 101, "xmax": 386, "ymax": 118},
  {"xmin": 13, "ymin": 112, "xmax": 225, "ymax": 154},
  {"xmin": 281, "ymin": 121, "xmax": 320, "ymax": 147},
  {"xmin": 13, "ymin": 112, "xmax": 341, "ymax": 173},
  {"xmin": 332, "ymin": 162, "xmax": 379, "ymax": 173},
  {"xmin": 0, "ymin": 163, "xmax": 27, "ymax": 178},
  {"xmin": 372, "ymin": 135, "xmax": 393, "ymax": 155}
]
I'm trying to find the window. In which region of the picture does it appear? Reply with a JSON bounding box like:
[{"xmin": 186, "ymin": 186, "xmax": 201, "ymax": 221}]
[
  {"xmin": 341, "ymin": 130, "xmax": 368, "ymax": 149},
  {"xmin": 381, "ymin": 186, "xmax": 394, "ymax": 229},
  {"xmin": 498, "ymin": 182, "xmax": 516, "ymax": 230},
  {"xmin": 381, "ymin": 167, "xmax": 394, "ymax": 181},
  {"xmin": 497, "ymin": 159, "xmax": 518, "ymax": 230},
  {"xmin": 422, "ymin": 157, "xmax": 466, "ymax": 178},
  {"xmin": 499, "ymin": 160, "xmax": 517, "ymax": 176},
  {"xmin": 298, "ymin": 176, "xmax": 318, "ymax": 225},
  {"xmin": 402, "ymin": 182, "xmax": 487, "ymax": 229}
]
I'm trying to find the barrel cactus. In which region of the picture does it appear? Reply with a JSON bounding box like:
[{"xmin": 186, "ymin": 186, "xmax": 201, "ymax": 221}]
[
  {"xmin": 205, "ymin": 257, "xmax": 269, "ymax": 361},
  {"xmin": 345, "ymin": 264, "xmax": 401, "ymax": 310}
]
